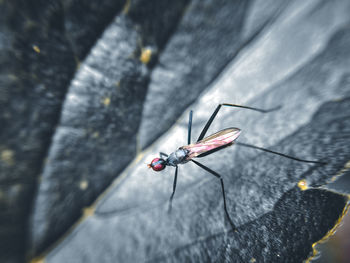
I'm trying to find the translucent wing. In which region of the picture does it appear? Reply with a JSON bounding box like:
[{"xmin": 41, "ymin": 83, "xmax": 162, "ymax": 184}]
[{"xmin": 182, "ymin": 127, "xmax": 241, "ymax": 159}]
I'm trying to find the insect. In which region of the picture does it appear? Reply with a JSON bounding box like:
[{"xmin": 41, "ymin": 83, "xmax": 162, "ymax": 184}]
[{"xmin": 148, "ymin": 103, "xmax": 324, "ymax": 230}]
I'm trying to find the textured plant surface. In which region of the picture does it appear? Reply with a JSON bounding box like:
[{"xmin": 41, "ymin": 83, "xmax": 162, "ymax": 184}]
[{"xmin": 1, "ymin": 0, "xmax": 350, "ymax": 262}]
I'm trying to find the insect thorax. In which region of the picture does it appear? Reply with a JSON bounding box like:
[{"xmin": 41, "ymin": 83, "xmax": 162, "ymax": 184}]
[{"xmin": 166, "ymin": 148, "xmax": 189, "ymax": 166}]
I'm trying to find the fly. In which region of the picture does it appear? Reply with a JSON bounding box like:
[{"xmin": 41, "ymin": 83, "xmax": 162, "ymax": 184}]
[{"xmin": 148, "ymin": 103, "xmax": 325, "ymax": 231}]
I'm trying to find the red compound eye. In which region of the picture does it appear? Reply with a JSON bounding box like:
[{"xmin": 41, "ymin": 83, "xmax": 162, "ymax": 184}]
[{"xmin": 148, "ymin": 158, "xmax": 166, "ymax": 171}]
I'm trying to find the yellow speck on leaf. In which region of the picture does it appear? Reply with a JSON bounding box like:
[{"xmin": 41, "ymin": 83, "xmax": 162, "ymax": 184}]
[
  {"xmin": 122, "ymin": 0, "xmax": 131, "ymax": 14},
  {"xmin": 30, "ymin": 258, "xmax": 45, "ymax": 263},
  {"xmin": 345, "ymin": 160, "xmax": 350, "ymax": 169},
  {"xmin": 8, "ymin": 74, "xmax": 17, "ymax": 81},
  {"xmin": 83, "ymin": 207, "xmax": 95, "ymax": 217},
  {"xmin": 140, "ymin": 48, "xmax": 152, "ymax": 64},
  {"xmin": 1, "ymin": 149, "xmax": 15, "ymax": 166},
  {"xmin": 92, "ymin": 131, "xmax": 99, "ymax": 138},
  {"xmin": 74, "ymin": 56, "xmax": 81, "ymax": 69},
  {"xmin": 250, "ymin": 258, "xmax": 256, "ymax": 263},
  {"xmin": 332, "ymin": 98, "xmax": 344, "ymax": 102},
  {"xmin": 79, "ymin": 180, "xmax": 89, "ymax": 190},
  {"xmin": 33, "ymin": 45, "xmax": 40, "ymax": 53},
  {"xmin": 297, "ymin": 179, "xmax": 308, "ymax": 191},
  {"xmin": 102, "ymin": 97, "xmax": 111, "ymax": 106}
]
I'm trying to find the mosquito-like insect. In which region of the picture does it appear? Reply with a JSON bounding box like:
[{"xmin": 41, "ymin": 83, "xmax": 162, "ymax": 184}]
[{"xmin": 148, "ymin": 103, "xmax": 324, "ymax": 231}]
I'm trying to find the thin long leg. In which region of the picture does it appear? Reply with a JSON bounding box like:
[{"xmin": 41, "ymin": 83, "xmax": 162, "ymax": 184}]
[
  {"xmin": 188, "ymin": 110, "xmax": 193, "ymax": 145},
  {"xmin": 191, "ymin": 159, "xmax": 237, "ymax": 231},
  {"xmin": 197, "ymin": 103, "xmax": 281, "ymax": 142},
  {"xmin": 160, "ymin": 152, "xmax": 168, "ymax": 158},
  {"xmin": 168, "ymin": 166, "xmax": 178, "ymax": 213},
  {"xmin": 236, "ymin": 142, "xmax": 326, "ymax": 164}
]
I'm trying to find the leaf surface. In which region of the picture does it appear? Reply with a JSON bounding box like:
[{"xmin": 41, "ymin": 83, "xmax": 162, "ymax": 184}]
[{"xmin": 1, "ymin": 0, "xmax": 350, "ymax": 262}]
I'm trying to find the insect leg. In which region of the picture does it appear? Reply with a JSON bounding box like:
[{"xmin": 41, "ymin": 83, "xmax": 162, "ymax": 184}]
[
  {"xmin": 197, "ymin": 103, "xmax": 281, "ymax": 142},
  {"xmin": 168, "ymin": 165, "xmax": 178, "ymax": 213},
  {"xmin": 191, "ymin": 159, "xmax": 237, "ymax": 231},
  {"xmin": 236, "ymin": 142, "xmax": 326, "ymax": 164},
  {"xmin": 160, "ymin": 152, "xmax": 168, "ymax": 158},
  {"xmin": 188, "ymin": 110, "xmax": 193, "ymax": 145}
]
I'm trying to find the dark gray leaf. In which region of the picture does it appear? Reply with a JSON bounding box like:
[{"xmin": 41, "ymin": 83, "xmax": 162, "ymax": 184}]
[
  {"xmin": 28, "ymin": 0, "xmax": 189, "ymax": 256},
  {"xmin": 1, "ymin": 0, "xmax": 350, "ymax": 262}
]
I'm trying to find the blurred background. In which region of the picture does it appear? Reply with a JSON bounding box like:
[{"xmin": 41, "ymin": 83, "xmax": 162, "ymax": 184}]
[{"xmin": 1, "ymin": 0, "xmax": 349, "ymax": 262}]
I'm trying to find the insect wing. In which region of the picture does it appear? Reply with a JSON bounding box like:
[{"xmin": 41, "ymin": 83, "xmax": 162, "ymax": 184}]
[{"xmin": 183, "ymin": 128, "xmax": 241, "ymax": 159}]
